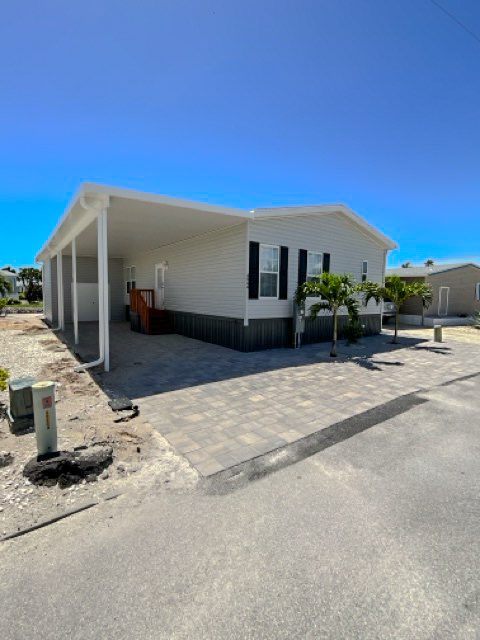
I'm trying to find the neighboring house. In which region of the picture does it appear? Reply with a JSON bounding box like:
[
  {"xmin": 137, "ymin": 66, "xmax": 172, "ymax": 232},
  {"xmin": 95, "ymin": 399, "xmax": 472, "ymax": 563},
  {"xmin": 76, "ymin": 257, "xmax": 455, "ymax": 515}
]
[
  {"xmin": 36, "ymin": 183, "xmax": 396, "ymax": 370},
  {"xmin": 387, "ymin": 263, "xmax": 480, "ymax": 325},
  {"xmin": 0, "ymin": 268, "xmax": 19, "ymax": 299}
]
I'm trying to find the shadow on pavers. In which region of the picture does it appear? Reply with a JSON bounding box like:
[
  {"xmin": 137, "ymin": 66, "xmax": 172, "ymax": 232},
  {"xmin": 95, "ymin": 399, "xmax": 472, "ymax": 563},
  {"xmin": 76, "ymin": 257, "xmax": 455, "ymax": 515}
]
[
  {"xmin": 203, "ymin": 392, "xmax": 428, "ymax": 495},
  {"xmin": 412, "ymin": 345, "xmax": 452, "ymax": 355}
]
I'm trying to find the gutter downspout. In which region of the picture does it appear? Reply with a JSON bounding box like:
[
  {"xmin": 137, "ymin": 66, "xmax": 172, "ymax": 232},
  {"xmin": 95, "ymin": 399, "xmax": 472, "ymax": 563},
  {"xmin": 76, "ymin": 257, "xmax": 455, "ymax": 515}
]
[
  {"xmin": 74, "ymin": 195, "xmax": 110, "ymax": 372},
  {"xmin": 72, "ymin": 237, "xmax": 79, "ymax": 345},
  {"xmin": 100, "ymin": 208, "xmax": 110, "ymax": 371}
]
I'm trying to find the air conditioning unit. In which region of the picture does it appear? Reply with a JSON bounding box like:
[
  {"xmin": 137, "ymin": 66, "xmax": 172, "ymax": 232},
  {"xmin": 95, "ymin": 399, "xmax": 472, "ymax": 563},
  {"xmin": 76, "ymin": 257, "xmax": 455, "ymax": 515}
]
[{"xmin": 8, "ymin": 376, "xmax": 36, "ymax": 433}]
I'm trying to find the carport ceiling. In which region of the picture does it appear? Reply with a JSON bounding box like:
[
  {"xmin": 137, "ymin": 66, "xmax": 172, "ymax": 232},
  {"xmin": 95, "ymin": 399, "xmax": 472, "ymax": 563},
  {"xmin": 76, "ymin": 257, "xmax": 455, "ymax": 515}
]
[{"xmin": 71, "ymin": 196, "xmax": 249, "ymax": 257}]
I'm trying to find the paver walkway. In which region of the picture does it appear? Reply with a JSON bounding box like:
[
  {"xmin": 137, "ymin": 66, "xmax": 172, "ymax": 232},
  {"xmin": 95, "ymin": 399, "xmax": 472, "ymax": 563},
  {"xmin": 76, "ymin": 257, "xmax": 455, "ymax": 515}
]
[{"xmin": 69, "ymin": 323, "xmax": 480, "ymax": 476}]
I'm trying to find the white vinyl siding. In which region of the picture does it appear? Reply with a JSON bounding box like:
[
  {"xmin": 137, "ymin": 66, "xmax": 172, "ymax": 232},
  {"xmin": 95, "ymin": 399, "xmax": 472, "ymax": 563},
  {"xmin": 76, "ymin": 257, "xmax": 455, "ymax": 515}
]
[
  {"xmin": 249, "ymin": 213, "xmax": 385, "ymax": 319},
  {"xmin": 124, "ymin": 223, "xmax": 246, "ymax": 319}
]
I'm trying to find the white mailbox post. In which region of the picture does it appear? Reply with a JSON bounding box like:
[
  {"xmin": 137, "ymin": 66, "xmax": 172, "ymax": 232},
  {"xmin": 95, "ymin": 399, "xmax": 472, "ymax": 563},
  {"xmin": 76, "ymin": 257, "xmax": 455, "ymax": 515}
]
[{"xmin": 32, "ymin": 381, "xmax": 58, "ymax": 456}]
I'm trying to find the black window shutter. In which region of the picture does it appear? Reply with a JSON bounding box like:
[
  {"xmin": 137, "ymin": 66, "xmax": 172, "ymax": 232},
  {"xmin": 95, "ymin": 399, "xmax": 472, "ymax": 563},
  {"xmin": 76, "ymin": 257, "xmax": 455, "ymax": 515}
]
[
  {"xmin": 298, "ymin": 249, "xmax": 307, "ymax": 286},
  {"xmin": 322, "ymin": 253, "xmax": 331, "ymax": 273},
  {"xmin": 279, "ymin": 246, "xmax": 288, "ymax": 300},
  {"xmin": 248, "ymin": 241, "xmax": 260, "ymax": 299}
]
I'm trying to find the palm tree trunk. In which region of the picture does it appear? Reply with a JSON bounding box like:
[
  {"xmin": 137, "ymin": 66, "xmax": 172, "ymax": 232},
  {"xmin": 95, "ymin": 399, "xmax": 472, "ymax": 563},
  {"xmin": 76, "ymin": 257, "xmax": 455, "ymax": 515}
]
[
  {"xmin": 393, "ymin": 310, "xmax": 399, "ymax": 344},
  {"xmin": 331, "ymin": 309, "xmax": 338, "ymax": 357}
]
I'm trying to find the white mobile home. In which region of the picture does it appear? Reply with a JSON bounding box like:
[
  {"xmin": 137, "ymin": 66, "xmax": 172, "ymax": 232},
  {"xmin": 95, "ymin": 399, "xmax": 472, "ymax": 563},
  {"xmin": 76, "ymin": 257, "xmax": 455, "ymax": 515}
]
[{"xmin": 36, "ymin": 183, "xmax": 396, "ymax": 370}]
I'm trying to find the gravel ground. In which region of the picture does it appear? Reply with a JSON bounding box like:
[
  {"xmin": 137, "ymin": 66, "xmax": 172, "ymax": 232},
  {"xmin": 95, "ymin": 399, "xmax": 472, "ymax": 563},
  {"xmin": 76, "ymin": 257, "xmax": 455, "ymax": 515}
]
[{"xmin": 0, "ymin": 315, "xmax": 197, "ymax": 537}]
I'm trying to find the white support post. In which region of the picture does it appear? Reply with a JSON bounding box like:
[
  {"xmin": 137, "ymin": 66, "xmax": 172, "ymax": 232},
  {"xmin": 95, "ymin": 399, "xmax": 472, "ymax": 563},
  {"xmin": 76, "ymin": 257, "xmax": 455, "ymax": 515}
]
[
  {"xmin": 100, "ymin": 208, "xmax": 110, "ymax": 371},
  {"xmin": 72, "ymin": 237, "xmax": 79, "ymax": 345},
  {"xmin": 57, "ymin": 250, "xmax": 64, "ymax": 331}
]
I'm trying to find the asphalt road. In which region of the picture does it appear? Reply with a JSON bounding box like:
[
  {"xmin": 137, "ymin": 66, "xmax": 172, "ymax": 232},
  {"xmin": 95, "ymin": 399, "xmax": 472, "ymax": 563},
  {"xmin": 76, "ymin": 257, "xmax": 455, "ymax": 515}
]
[{"xmin": 1, "ymin": 376, "xmax": 479, "ymax": 639}]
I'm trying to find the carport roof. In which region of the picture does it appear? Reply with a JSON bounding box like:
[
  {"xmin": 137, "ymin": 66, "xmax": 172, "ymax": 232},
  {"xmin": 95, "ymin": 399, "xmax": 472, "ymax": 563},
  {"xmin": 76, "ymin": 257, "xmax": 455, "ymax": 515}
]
[
  {"xmin": 36, "ymin": 183, "xmax": 252, "ymax": 261},
  {"xmin": 36, "ymin": 182, "xmax": 397, "ymax": 261}
]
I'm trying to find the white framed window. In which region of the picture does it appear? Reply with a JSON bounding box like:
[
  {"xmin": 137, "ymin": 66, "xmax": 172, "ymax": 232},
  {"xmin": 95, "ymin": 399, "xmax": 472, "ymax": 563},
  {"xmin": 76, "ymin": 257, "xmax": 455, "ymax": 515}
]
[
  {"xmin": 476, "ymin": 283, "xmax": 480, "ymax": 301},
  {"xmin": 306, "ymin": 251, "xmax": 323, "ymax": 282},
  {"xmin": 125, "ymin": 265, "xmax": 136, "ymax": 294},
  {"xmin": 259, "ymin": 244, "xmax": 279, "ymax": 298},
  {"xmin": 361, "ymin": 260, "xmax": 368, "ymax": 282}
]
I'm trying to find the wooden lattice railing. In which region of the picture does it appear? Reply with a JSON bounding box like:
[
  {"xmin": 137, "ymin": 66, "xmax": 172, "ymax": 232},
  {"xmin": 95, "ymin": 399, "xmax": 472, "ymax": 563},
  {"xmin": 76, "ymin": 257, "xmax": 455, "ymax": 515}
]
[{"xmin": 130, "ymin": 289, "xmax": 155, "ymax": 334}]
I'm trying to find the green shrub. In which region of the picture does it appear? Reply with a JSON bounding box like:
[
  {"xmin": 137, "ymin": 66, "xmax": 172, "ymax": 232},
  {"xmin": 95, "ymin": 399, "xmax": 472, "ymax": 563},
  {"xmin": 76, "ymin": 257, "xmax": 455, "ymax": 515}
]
[
  {"xmin": 344, "ymin": 316, "xmax": 364, "ymax": 344},
  {"xmin": 6, "ymin": 298, "xmax": 21, "ymax": 305},
  {"xmin": 0, "ymin": 368, "xmax": 8, "ymax": 391}
]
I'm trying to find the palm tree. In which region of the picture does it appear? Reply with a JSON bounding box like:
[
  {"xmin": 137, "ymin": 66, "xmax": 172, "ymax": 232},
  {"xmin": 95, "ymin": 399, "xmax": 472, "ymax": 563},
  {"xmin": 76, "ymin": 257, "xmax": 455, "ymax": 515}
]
[
  {"xmin": 296, "ymin": 272, "xmax": 359, "ymax": 357},
  {"xmin": 425, "ymin": 259, "xmax": 434, "ymax": 267},
  {"xmin": 401, "ymin": 261, "xmax": 411, "ymax": 268},
  {"xmin": 0, "ymin": 274, "xmax": 12, "ymax": 298},
  {"xmin": 360, "ymin": 276, "xmax": 432, "ymax": 344}
]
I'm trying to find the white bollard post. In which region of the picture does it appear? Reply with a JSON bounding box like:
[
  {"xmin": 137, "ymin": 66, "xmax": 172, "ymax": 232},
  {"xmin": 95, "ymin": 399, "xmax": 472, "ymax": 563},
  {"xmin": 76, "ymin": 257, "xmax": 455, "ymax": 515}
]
[
  {"xmin": 32, "ymin": 381, "xmax": 58, "ymax": 456},
  {"xmin": 433, "ymin": 324, "xmax": 443, "ymax": 343}
]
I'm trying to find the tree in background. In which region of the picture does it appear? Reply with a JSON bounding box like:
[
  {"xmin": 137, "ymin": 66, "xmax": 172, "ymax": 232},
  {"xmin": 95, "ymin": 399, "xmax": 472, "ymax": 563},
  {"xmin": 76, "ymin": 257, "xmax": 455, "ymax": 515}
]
[
  {"xmin": 401, "ymin": 262, "xmax": 411, "ymax": 268},
  {"xmin": 424, "ymin": 259, "xmax": 434, "ymax": 267},
  {"xmin": 0, "ymin": 274, "xmax": 12, "ymax": 297},
  {"xmin": 296, "ymin": 272, "xmax": 359, "ymax": 357},
  {"xmin": 360, "ymin": 276, "xmax": 432, "ymax": 344},
  {"xmin": 18, "ymin": 267, "xmax": 42, "ymax": 303}
]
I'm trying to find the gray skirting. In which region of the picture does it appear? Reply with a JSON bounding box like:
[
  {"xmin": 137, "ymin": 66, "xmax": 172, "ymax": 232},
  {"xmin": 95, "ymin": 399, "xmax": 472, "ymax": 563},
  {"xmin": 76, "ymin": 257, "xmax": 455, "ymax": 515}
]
[
  {"xmin": 169, "ymin": 311, "xmax": 381, "ymax": 352},
  {"xmin": 172, "ymin": 311, "xmax": 246, "ymax": 350},
  {"xmin": 302, "ymin": 314, "xmax": 381, "ymax": 345}
]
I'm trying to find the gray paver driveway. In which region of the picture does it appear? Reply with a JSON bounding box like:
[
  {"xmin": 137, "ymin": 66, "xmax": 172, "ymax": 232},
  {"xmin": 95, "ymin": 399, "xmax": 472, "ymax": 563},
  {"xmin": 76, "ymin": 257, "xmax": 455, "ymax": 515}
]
[{"xmin": 70, "ymin": 323, "xmax": 480, "ymax": 476}]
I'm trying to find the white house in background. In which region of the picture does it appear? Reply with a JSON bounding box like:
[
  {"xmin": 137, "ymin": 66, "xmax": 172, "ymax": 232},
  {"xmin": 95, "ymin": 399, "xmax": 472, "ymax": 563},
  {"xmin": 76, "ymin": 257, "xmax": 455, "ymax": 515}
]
[
  {"xmin": 36, "ymin": 183, "xmax": 397, "ymax": 371},
  {"xmin": 0, "ymin": 268, "xmax": 20, "ymax": 299}
]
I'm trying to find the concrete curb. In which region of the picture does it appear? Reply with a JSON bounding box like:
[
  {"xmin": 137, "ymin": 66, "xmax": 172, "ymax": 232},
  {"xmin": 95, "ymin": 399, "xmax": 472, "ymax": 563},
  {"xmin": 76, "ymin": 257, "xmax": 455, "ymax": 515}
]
[
  {"xmin": 1, "ymin": 501, "xmax": 97, "ymax": 542},
  {"xmin": 1, "ymin": 491, "xmax": 124, "ymax": 542}
]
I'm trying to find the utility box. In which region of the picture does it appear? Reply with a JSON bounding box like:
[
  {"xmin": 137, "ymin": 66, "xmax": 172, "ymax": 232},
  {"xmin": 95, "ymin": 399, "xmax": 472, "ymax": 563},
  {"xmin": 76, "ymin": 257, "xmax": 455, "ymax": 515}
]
[
  {"xmin": 8, "ymin": 376, "xmax": 36, "ymax": 434},
  {"xmin": 293, "ymin": 302, "xmax": 306, "ymax": 348}
]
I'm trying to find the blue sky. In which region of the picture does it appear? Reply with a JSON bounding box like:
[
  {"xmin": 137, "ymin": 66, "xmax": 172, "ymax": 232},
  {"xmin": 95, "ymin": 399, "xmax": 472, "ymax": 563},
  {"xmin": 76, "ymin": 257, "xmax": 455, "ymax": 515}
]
[{"xmin": 1, "ymin": 0, "xmax": 479, "ymax": 267}]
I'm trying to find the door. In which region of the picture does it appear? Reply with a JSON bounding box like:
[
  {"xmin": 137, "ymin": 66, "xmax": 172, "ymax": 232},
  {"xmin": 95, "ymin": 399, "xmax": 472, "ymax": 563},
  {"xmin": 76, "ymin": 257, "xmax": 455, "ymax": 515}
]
[
  {"xmin": 76, "ymin": 283, "xmax": 111, "ymax": 321},
  {"xmin": 154, "ymin": 262, "xmax": 168, "ymax": 310},
  {"xmin": 438, "ymin": 286, "xmax": 449, "ymax": 316}
]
